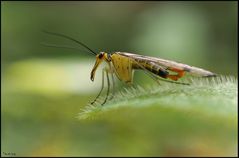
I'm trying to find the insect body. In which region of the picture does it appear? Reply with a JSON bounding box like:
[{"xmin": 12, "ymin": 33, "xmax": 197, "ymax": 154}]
[
  {"xmin": 44, "ymin": 31, "xmax": 217, "ymax": 105},
  {"xmin": 91, "ymin": 52, "xmax": 216, "ymax": 83}
]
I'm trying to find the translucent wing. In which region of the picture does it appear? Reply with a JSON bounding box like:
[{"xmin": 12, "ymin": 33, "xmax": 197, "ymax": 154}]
[{"xmin": 116, "ymin": 52, "xmax": 216, "ymax": 77}]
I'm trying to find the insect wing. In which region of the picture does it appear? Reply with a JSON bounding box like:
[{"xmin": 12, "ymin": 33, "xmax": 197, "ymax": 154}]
[{"xmin": 117, "ymin": 52, "xmax": 216, "ymax": 77}]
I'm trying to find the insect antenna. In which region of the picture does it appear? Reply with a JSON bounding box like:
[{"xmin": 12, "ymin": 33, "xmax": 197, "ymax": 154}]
[
  {"xmin": 43, "ymin": 30, "xmax": 97, "ymax": 55},
  {"xmin": 41, "ymin": 43, "xmax": 90, "ymax": 54}
]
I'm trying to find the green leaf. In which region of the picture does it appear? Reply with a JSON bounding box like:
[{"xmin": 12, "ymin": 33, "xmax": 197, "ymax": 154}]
[
  {"xmin": 78, "ymin": 75, "xmax": 237, "ymax": 120},
  {"xmin": 77, "ymin": 75, "xmax": 237, "ymax": 156}
]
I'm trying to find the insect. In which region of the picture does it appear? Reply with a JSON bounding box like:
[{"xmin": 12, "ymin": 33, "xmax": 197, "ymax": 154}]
[{"xmin": 43, "ymin": 31, "xmax": 217, "ymax": 105}]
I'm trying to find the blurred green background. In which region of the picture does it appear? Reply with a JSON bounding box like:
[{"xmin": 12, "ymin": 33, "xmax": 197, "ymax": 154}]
[{"xmin": 1, "ymin": 1, "xmax": 238, "ymax": 157}]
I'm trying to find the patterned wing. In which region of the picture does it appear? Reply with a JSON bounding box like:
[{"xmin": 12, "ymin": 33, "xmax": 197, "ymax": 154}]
[{"xmin": 116, "ymin": 52, "xmax": 216, "ymax": 77}]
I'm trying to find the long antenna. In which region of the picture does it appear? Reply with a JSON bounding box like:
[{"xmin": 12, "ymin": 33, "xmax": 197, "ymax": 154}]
[
  {"xmin": 43, "ymin": 30, "xmax": 97, "ymax": 55},
  {"xmin": 41, "ymin": 42, "xmax": 90, "ymax": 54}
]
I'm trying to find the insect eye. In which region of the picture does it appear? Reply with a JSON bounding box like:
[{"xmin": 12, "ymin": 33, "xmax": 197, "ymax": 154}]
[{"xmin": 99, "ymin": 53, "xmax": 104, "ymax": 58}]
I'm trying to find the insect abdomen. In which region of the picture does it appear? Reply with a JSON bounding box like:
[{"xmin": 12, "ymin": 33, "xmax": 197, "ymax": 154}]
[
  {"xmin": 149, "ymin": 66, "xmax": 168, "ymax": 78},
  {"xmin": 133, "ymin": 60, "xmax": 169, "ymax": 78},
  {"xmin": 146, "ymin": 62, "xmax": 168, "ymax": 78}
]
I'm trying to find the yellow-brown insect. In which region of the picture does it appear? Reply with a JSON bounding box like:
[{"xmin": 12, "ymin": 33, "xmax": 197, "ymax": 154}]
[{"xmin": 44, "ymin": 31, "xmax": 217, "ymax": 105}]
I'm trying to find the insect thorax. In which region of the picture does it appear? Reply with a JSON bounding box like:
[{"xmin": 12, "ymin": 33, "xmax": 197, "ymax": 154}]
[{"xmin": 110, "ymin": 53, "xmax": 134, "ymax": 83}]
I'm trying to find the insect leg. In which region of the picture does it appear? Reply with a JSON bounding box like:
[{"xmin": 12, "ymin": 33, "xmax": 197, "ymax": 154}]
[
  {"xmin": 91, "ymin": 69, "xmax": 105, "ymax": 105},
  {"xmin": 153, "ymin": 74, "xmax": 190, "ymax": 85},
  {"xmin": 108, "ymin": 72, "xmax": 115, "ymax": 101},
  {"xmin": 101, "ymin": 70, "xmax": 110, "ymax": 105},
  {"xmin": 108, "ymin": 63, "xmax": 115, "ymax": 101}
]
